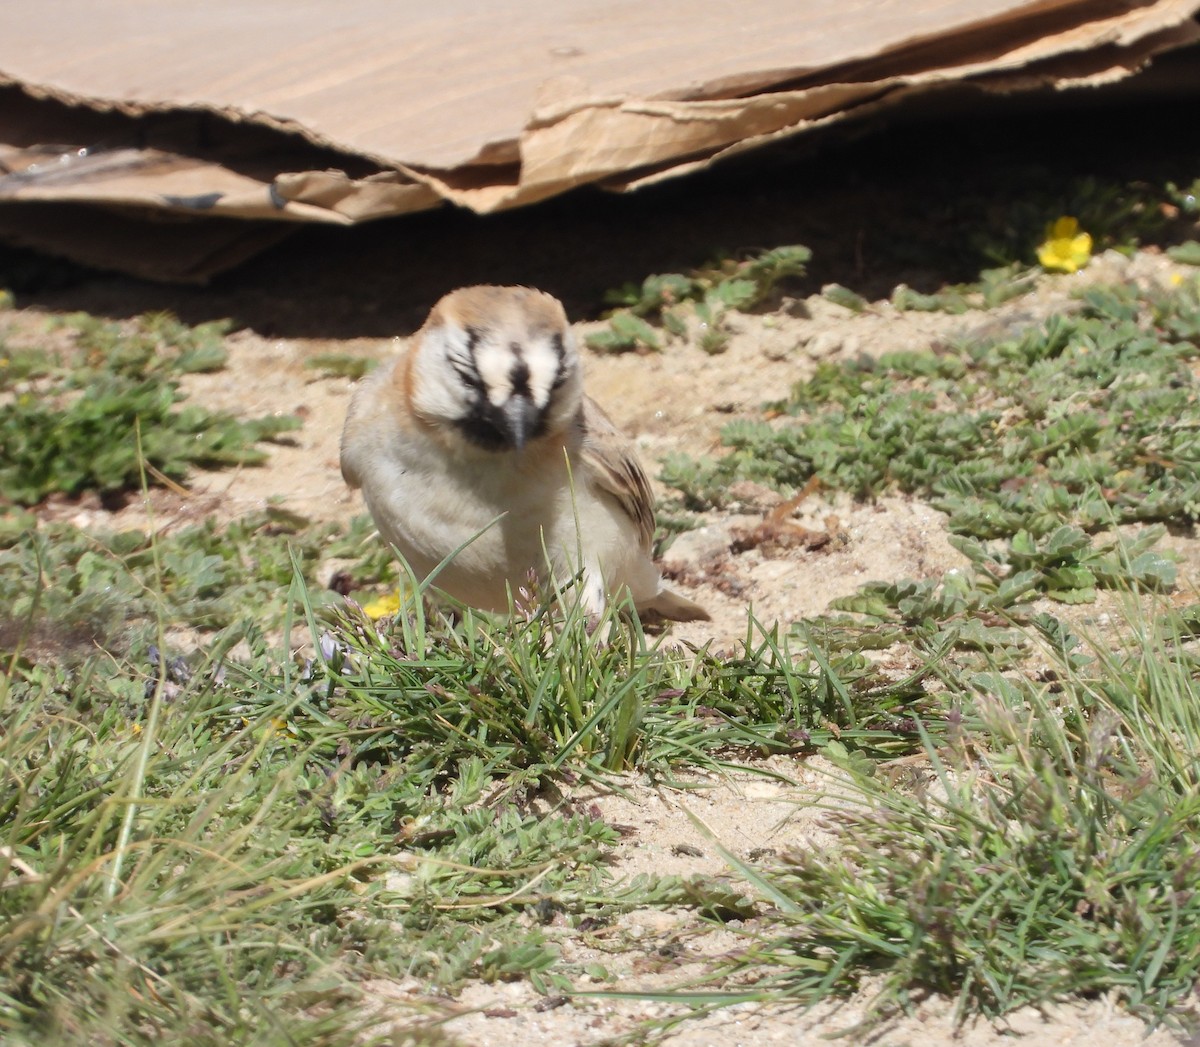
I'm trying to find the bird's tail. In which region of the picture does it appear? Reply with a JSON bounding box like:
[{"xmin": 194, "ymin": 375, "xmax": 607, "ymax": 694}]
[{"xmin": 639, "ymin": 585, "xmax": 711, "ymax": 623}]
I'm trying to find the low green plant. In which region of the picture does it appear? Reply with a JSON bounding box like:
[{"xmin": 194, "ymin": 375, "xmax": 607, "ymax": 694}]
[
  {"xmin": 664, "ymin": 277, "xmax": 1200, "ymax": 541},
  {"xmin": 801, "ymin": 524, "xmax": 1177, "ymax": 677},
  {"xmin": 586, "ymin": 245, "xmax": 811, "ymax": 353},
  {"xmin": 0, "ymin": 312, "xmax": 299, "ymax": 505},
  {"xmin": 968, "ymin": 174, "xmax": 1175, "ymax": 270},
  {"xmin": 305, "ymin": 352, "xmax": 377, "ymax": 380},
  {"xmin": 0, "ymin": 548, "xmax": 940, "ymax": 1044},
  {"xmin": 1168, "ymin": 240, "xmax": 1200, "ymax": 265},
  {"xmin": 53, "ymin": 310, "xmax": 231, "ymax": 378},
  {"xmin": 891, "ymin": 283, "xmax": 971, "ymax": 314},
  {"xmin": 824, "ymin": 265, "xmax": 1041, "ymax": 318},
  {"xmin": 715, "ymin": 597, "xmax": 1200, "ymax": 1027},
  {"xmin": 307, "ymin": 583, "xmax": 934, "ymax": 785},
  {"xmin": 820, "ymin": 283, "xmax": 870, "ymax": 313},
  {"xmin": 0, "ymin": 510, "xmax": 368, "ymax": 657}
]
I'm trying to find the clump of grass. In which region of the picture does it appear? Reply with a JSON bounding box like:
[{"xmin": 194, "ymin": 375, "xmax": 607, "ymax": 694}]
[
  {"xmin": 311, "ymin": 575, "xmax": 939, "ymax": 785},
  {"xmin": 715, "ymin": 596, "xmax": 1200, "ymax": 1026},
  {"xmin": 6, "ymin": 508, "xmax": 934, "ymax": 777},
  {"xmin": 664, "ymin": 276, "xmax": 1200, "ymax": 540},
  {"xmin": 0, "ymin": 311, "xmax": 299, "ymax": 505},
  {"xmin": 0, "ymin": 576, "xmax": 599, "ymax": 1041},
  {"xmin": 0, "ymin": 612, "xmax": 402, "ymax": 1043},
  {"xmin": 0, "ymin": 510, "xmax": 359, "ymax": 657},
  {"xmin": 0, "ymin": 502, "xmax": 948, "ymax": 1045}
]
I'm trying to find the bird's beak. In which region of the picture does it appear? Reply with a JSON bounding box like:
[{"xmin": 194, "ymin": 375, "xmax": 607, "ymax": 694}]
[{"xmin": 501, "ymin": 395, "xmax": 541, "ymax": 452}]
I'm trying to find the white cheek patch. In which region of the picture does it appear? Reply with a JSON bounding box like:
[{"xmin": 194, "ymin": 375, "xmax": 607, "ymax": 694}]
[
  {"xmin": 412, "ymin": 327, "xmax": 475, "ymax": 420},
  {"xmin": 523, "ymin": 338, "xmax": 567, "ymax": 408},
  {"xmin": 474, "ymin": 342, "xmax": 517, "ymax": 406}
]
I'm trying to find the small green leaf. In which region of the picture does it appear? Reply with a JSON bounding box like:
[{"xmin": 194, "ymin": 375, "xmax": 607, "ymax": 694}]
[
  {"xmin": 610, "ymin": 310, "xmax": 661, "ymax": 350},
  {"xmin": 1166, "ymin": 241, "xmax": 1200, "ymax": 266},
  {"xmin": 822, "ymin": 283, "xmax": 869, "ymax": 312}
]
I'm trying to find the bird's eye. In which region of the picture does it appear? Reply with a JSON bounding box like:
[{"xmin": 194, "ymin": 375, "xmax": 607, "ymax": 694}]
[{"xmin": 452, "ymin": 363, "xmax": 483, "ymax": 391}]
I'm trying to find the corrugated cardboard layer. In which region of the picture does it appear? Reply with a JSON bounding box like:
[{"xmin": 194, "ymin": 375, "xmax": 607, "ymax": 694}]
[{"xmin": 0, "ymin": 0, "xmax": 1196, "ymax": 279}]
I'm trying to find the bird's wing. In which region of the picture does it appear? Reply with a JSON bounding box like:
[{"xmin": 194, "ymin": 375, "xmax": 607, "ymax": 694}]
[{"xmin": 578, "ymin": 396, "xmax": 656, "ymax": 552}]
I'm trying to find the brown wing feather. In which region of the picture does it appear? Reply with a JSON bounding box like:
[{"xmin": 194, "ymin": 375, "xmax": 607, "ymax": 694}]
[{"xmin": 579, "ymin": 396, "xmax": 656, "ymax": 551}]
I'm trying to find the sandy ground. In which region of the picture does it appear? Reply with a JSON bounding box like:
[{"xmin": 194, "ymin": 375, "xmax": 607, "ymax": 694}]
[
  {"xmin": 7, "ymin": 114, "xmax": 1199, "ymax": 1043},
  {"xmin": 42, "ymin": 244, "xmax": 1194, "ymax": 652}
]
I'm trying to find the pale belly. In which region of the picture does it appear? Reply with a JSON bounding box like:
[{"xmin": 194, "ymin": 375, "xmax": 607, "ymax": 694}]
[{"xmin": 360, "ymin": 451, "xmax": 644, "ymax": 612}]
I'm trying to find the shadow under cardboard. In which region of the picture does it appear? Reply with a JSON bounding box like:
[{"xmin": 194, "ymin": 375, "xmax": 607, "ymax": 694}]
[{"xmin": 2, "ymin": 73, "xmax": 1198, "ymax": 341}]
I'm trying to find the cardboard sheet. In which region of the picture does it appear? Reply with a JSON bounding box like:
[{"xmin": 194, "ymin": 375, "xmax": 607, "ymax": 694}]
[{"xmin": 0, "ymin": 0, "xmax": 1197, "ymax": 280}]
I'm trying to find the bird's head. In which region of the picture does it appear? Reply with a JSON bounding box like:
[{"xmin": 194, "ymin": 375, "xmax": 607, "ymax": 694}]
[{"xmin": 408, "ymin": 285, "xmax": 583, "ymax": 452}]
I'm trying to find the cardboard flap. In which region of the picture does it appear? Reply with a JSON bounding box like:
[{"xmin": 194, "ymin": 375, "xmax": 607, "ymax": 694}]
[{"xmin": 0, "ymin": 0, "xmax": 1196, "ymax": 278}]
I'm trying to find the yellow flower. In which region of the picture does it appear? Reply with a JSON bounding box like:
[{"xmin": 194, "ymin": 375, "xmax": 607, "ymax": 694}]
[
  {"xmin": 362, "ymin": 590, "xmax": 402, "ymax": 620},
  {"xmin": 1036, "ymin": 216, "xmax": 1092, "ymax": 274}
]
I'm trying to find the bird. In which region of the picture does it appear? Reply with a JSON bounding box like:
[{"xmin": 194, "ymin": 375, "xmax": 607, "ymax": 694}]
[{"xmin": 339, "ymin": 285, "xmax": 709, "ymax": 623}]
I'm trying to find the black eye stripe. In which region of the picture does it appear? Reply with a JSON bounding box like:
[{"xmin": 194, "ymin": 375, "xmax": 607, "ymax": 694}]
[
  {"xmin": 550, "ymin": 332, "xmax": 570, "ymax": 387},
  {"xmin": 452, "ymin": 326, "xmax": 487, "ymax": 391},
  {"xmin": 451, "ymin": 328, "xmax": 572, "ymax": 396},
  {"xmin": 452, "ymin": 361, "xmax": 483, "ymax": 389}
]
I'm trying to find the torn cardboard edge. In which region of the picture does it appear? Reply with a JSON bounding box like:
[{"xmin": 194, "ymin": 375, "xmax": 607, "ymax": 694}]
[{"xmin": 0, "ymin": 0, "xmax": 1197, "ymax": 281}]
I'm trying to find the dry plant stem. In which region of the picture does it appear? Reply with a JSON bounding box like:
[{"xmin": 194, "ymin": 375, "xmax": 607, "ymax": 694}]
[
  {"xmin": 767, "ymin": 475, "xmax": 822, "ymax": 526},
  {"xmin": 2, "ymin": 846, "xmax": 204, "ymax": 1009},
  {"xmin": 106, "ymin": 429, "xmax": 167, "ymax": 902}
]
